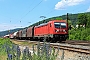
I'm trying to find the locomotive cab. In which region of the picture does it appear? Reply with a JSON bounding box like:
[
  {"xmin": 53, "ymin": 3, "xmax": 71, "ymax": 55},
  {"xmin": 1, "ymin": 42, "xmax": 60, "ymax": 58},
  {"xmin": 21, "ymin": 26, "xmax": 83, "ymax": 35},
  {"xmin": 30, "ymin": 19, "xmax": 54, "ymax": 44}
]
[
  {"xmin": 54, "ymin": 22, "xmax": 67, "ymax": 34},
  {"xmin": 48, "ymin": 20, "xmax": 68, "ymax": 41}
]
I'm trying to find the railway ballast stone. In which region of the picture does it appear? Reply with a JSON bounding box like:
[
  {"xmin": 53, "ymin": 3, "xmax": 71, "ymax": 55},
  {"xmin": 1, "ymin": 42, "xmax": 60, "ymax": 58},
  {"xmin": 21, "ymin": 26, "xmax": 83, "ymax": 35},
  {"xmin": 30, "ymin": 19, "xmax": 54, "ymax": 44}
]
[{"xmin": 56, "ymin": 49, "xmax": 90, "ymax": 60}]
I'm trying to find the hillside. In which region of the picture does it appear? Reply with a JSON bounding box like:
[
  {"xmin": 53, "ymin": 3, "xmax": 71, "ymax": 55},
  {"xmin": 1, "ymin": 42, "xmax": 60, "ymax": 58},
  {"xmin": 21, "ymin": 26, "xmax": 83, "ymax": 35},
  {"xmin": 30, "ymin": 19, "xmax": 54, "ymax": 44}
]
[
  {"xmin": 29, "ymin": 12, "xmax": 90, "ymax": 27},
  {"xmin": 0, "ymin": 28, "xmax": 23, "ymax": 37}
]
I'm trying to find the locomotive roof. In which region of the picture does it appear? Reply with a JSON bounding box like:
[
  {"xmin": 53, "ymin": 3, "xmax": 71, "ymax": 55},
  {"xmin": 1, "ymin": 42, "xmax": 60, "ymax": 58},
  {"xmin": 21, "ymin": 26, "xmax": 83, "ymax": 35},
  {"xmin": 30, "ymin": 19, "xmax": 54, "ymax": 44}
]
[
  {"xmin": 35, "ymin": 23, "xmax": 48, "ymax": 28},
  {"xmin": 51, "ymin": 20, "xmax": 67, "ymax": 22}
]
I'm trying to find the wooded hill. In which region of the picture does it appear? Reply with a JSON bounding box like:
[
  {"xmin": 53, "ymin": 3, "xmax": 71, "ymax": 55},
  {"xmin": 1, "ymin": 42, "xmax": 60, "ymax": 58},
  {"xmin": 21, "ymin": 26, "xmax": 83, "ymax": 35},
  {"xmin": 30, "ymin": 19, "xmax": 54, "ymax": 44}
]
[
  {"xmin": 0, "ymin": 28, "xmax": 23, "ymax": 37},
  {"xmin": 29, "ymin": 12, "xmax": 90, "ymax": 27}
]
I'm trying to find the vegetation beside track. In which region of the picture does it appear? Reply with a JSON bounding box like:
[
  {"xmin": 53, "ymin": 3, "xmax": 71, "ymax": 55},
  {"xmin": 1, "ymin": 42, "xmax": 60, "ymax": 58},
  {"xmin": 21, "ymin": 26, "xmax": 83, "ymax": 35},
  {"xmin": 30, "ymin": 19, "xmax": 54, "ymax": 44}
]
[
  {"xmin": 0, "ymin": 38, "xmax": 12, "ymax": 60},
  {"xmin": 69, "ymin": 28, "xmax": 90, "ymax": 40}
]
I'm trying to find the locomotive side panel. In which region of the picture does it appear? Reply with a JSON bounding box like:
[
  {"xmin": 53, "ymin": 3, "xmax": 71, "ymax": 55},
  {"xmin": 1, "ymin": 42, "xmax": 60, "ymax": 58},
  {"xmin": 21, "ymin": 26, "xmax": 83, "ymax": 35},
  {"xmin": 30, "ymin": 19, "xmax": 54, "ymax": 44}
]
[{"xmin": 34, "ymin": 23, "xmax": 49, "ymax": 37}]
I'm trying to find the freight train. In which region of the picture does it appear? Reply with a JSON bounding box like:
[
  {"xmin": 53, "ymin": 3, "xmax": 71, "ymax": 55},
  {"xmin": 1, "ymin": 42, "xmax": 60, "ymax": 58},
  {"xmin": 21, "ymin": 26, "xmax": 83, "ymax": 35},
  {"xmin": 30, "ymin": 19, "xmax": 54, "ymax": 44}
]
[{"xmin": 7, "ymin": 20, "xmax": 68, "ymax": 42}]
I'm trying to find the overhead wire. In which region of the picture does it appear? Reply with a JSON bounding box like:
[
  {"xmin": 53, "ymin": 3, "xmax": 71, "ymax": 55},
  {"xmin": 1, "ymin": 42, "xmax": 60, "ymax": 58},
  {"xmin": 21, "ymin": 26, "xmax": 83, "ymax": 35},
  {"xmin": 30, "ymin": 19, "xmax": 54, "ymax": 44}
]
[
  {"xmin": 20, "ymin": 0, "xmax": 43, "ymax": 20},
  {"xmin": 20, "ymin": 0, "xmax": 36, "ymax": 18},
  {"xmin": 31, "ymin": 6, "xmax": 56, "ymax": 23}
]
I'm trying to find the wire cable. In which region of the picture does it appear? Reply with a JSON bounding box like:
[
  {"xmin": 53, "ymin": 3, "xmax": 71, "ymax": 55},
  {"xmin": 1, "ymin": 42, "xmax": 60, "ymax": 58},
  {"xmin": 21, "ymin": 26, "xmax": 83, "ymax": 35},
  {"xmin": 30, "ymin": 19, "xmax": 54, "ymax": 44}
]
[{"xmin": 20, "ymin": 0, "xmax": 43, "ymax": 20}]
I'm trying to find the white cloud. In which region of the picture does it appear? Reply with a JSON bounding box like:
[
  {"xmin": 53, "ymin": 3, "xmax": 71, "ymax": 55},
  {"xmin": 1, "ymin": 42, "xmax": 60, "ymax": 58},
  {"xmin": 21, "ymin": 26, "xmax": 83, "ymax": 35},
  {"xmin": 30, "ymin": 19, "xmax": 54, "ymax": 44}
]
[
  {"xmin": 55, "ymin": 0, "xmax": 85, "ymax": 10},
  {"xmin": 86, "ymin": 6, "xmax": 90, "ymax": 12}
]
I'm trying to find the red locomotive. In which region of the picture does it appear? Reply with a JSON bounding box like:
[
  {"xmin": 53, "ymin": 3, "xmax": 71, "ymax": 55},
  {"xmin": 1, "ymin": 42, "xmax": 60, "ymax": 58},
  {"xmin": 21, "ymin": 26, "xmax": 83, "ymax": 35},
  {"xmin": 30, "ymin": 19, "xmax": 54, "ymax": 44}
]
[
  {"xmin": 11, "ymin": 20, "xmax": 68, "ymax": 42},
  {"xmin": 34, "ymin": 20, "xmax": 68, "ymax": 42}
]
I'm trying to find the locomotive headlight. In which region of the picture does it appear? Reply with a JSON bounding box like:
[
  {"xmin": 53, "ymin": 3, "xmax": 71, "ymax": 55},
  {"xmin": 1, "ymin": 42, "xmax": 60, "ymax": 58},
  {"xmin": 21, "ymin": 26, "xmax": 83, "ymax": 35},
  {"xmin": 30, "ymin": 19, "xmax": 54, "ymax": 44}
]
[
  {"xmin": 55, "ymin": 29, "xmax": 59, "ymax": 32},
  {"xmin": 63, "ymin": 30, "xmax": 66, "ymax": 32},
  {"xmin": 57, "ymin": 29, "xmax": 59, "ymax": 32}
]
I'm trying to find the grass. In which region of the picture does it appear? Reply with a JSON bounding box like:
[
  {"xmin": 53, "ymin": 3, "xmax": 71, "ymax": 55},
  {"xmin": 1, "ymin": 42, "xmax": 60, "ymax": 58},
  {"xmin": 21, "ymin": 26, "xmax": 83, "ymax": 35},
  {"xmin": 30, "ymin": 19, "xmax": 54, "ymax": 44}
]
[
  {"xmin": 0, "ymin": 38, "xmax": 10, "ymax": 60},
  {"xmin": 0, "ymin": 49, "xmax": 7, "ymax": 60}
]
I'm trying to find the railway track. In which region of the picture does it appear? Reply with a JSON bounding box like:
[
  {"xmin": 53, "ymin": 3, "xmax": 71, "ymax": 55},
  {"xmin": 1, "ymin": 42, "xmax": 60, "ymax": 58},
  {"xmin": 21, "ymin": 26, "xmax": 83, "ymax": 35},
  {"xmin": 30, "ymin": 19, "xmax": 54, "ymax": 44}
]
[
  {"xmin": 50, "ymin": 43, "xmax": 90, "ymax": 54},
  {"xmin": 11, "ymin": 39, "xmax": 90, "ymax": 55},
  {"xmin": 63, "ymin": 40, "xmax": 90, "ymax": 46}
]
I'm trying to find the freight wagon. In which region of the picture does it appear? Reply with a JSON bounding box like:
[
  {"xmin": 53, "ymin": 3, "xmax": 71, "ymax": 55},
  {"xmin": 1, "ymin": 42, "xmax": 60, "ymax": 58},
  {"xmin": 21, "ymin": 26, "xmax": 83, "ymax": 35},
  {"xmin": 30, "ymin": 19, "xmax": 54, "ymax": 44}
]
[
  {"xmin": 22, "ymin": 29, "xmax": 27, "ymax": 39},
  {"xmin": 26, "ymin": 27, "xmax": 34, "ymax": 40},
  {"xmin": 18, "ymin": 30, "xmax": 22, "ymax": 39}
]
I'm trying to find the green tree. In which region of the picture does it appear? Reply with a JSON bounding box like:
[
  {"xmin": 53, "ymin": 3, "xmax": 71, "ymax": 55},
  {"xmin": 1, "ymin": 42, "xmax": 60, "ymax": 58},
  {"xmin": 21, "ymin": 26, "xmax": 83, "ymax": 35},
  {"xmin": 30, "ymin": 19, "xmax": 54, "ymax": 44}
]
[
  {"xmin": 68, "ymin": 20, "xmax": 73, "ymax": 30},
  {"xmin": 87, "ymin": 14, "xmax": 90, "ymax": 28},
  {"xmin": 68, "ymin": 20, "xmax": 72, "ymax": 26},
  {"xmin": 55, "ymin": 17, "xmax": 62, "ymax": 20},
  {"xmin": 77, "ymin": 13, "xmax": 88, "ymax": 27}
]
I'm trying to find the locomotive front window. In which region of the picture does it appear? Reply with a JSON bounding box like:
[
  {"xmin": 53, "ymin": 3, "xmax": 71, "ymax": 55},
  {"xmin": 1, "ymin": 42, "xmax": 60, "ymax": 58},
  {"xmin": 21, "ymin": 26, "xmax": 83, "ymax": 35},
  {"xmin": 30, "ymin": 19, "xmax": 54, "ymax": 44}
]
[{"xmin": 54, "ymin": 22, "xmax": 66, "ymax": 28}]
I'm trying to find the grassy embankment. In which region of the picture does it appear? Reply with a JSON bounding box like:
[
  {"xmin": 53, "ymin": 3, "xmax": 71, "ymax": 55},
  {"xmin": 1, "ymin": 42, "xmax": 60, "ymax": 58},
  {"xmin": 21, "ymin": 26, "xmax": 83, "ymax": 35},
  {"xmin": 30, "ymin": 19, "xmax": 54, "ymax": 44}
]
[{"xmin": 0, "ymin": 38, "xmax": 12, "ymax": 60}]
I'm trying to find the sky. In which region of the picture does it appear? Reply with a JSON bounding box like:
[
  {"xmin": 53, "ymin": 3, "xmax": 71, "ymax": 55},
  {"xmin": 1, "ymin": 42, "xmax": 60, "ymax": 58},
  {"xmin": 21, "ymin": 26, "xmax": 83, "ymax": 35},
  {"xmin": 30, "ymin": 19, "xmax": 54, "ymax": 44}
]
[{"xmin": 0, "ymin": 0, "xmax": 90, "ymax": 31}]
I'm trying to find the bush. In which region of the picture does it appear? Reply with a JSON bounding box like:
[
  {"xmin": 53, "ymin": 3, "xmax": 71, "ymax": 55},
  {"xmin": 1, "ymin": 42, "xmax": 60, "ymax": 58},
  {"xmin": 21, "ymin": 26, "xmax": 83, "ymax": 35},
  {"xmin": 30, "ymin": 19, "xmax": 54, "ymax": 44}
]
[
  {"xmin": 69, "ymin": 28, "xmax": 90, "ymax": 41},
  {"xmin": 86, "ymin": 35, "xmax": 90, "ymax": 40},
  {"xmin": 0, "ymin": 38, "xmax": 12, "ymax": 60}
]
